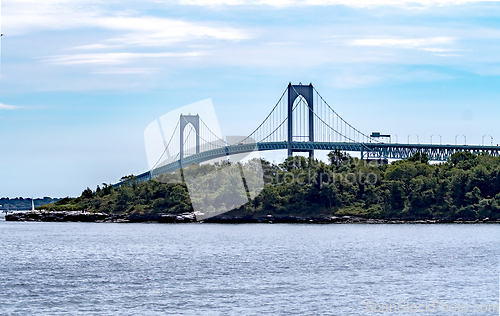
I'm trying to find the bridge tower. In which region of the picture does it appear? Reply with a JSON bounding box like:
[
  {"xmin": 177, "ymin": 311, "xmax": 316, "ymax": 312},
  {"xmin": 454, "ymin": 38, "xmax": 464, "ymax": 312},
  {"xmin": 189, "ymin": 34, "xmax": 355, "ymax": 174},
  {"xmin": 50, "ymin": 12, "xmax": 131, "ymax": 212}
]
[
  {"xmin": 287, "ymin": 83, "xmax": 314, "ymax": 158},
  {"xmin": 179, "ymin": 114, "xmax": 200, "ymax": 160}
]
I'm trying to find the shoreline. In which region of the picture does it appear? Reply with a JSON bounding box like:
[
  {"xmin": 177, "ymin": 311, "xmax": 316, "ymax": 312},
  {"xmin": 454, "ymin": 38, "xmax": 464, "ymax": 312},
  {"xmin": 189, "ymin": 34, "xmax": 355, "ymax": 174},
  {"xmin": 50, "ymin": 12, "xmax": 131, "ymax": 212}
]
[{"xmin": 4, "ymin": 210, "xmax": 500, "ymax": 224}]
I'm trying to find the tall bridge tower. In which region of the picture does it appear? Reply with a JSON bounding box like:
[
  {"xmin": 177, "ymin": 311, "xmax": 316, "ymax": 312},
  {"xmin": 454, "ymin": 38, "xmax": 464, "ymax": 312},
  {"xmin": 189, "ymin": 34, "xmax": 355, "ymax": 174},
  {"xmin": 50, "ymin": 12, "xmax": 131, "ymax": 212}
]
[
  {"xmin": 179, "ymin": 114, "xmax": 200, "ymax": 160},
  {"xmin": 288, "ymin": 83, "xmax": 314, "ymax": 158}
]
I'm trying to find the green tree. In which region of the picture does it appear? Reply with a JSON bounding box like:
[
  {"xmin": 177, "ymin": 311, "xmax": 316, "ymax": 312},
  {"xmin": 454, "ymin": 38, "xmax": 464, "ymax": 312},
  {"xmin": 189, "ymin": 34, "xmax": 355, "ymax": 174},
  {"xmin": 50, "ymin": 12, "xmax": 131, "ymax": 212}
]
[
  {"xmin": 81, "ymin": 187, "xmax": 93, "ymax": 199},
  {"xmin": 407, "ymin": 152, "xmax": 430, "ymax": 164},
  {"xmin": 327, "ymin": 149, "xmax": 350, "ymax": 168}
]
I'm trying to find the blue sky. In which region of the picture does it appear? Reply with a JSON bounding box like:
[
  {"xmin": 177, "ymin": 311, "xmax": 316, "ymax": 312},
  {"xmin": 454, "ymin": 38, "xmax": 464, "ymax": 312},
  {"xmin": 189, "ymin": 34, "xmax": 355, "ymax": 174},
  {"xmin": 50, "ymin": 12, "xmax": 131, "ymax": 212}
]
[{"xmin": 2, "ymin": 0, "xmax": 500, "ymax": 198}]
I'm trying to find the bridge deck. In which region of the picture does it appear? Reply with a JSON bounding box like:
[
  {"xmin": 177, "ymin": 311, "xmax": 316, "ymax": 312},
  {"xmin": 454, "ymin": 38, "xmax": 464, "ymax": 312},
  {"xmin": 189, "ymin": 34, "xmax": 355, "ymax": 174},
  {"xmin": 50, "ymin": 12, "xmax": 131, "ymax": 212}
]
[{"xmin": 115, "ymin": 142, "xmax": 500, "ymax": 186}]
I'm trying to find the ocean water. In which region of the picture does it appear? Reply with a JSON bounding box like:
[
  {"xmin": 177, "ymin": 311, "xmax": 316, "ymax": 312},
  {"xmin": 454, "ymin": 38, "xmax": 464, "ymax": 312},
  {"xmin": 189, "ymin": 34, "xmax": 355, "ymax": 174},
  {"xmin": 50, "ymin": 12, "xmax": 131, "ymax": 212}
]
[{"xmin": 0, "ymin": 221, "xmax": 498, "ymax": 315}]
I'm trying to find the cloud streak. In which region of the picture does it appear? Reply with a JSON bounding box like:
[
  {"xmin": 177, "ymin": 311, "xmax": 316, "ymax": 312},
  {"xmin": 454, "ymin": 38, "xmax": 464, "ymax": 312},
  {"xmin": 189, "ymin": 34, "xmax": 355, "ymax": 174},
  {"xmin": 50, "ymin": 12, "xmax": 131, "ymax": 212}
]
[
  {"xmin": 3, "ymin": 0, "xmax": 500, "ymax": 92},
  {"xmin": 41, "ymin": 52, "xmax": 205, "ymax": 65},
  {"xmin": 96, "ymin": 17, "xmax": 249, "ymax": 45},
  {"xmin": 0, "ymin": 103, "xmax": 24, "ymax": 110},
  {"xmin": 348, "ymin": 37, "xmax": 459, "ymax": 56},
  {"xmin": 3, "ymin": 1, "xmax": 250, "ymax": 44},
  {"xmin": 349, "ymin": 37, "xmax": 454, "ymax": 49},
  {"xmin": 91, "ymin": 68, "xmax": 159, "ymax": 75},
  {"xmin": 178, "ymin": 0, "xmax": 500, "ymax": 8}
]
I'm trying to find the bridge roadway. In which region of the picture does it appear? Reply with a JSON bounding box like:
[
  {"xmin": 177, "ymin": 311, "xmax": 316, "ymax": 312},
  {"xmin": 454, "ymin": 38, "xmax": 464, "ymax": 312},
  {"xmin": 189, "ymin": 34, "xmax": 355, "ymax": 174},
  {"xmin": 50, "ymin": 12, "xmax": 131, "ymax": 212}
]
[{"xmin": 121, "ymin": 142, "xmax": 500, "ymax": 185}]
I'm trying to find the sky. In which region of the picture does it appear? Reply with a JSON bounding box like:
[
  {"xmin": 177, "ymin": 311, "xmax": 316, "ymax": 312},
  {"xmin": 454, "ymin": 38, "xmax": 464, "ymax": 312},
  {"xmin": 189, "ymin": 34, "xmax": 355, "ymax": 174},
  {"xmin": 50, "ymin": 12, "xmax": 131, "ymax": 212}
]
[{"xmin": 2, "ymin": 0, "xmax": 500, "ymax": 198}]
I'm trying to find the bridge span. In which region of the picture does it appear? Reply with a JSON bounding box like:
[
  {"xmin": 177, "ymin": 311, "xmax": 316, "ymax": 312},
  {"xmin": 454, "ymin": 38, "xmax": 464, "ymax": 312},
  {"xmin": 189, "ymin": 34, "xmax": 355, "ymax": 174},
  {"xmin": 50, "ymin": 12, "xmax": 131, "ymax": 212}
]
[
  {"xmin": 129, "ymin": 141, "xmax": 500, "ymax": 183},
  {"xmin": 117, "ymin": 83, "xmax": 500, "ymax": 185}
]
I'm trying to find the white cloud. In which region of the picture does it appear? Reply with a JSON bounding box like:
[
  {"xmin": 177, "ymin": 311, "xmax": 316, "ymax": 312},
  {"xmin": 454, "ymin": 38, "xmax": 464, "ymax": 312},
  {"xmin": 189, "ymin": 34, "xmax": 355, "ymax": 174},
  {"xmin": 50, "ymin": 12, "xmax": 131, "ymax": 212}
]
[
  {"xmin": 3, "ymin": 0, "xmax": 500, "ymax": 92},
  {"xmin": 92, "ymin": 68, "xmax": 159, "ymax": 74},
  {"xmin": 178, "ymin": 0, "xmax": 500, "ymax": 7},
  {"xmin": 99, "ymin": 17, "xmax": 250, "ymax": 48},
  {"xmin": 348, "ymin": 37, "xmax": 458, "ymax": 56},
  {"xmin": 3, "ymin": 1, "xmax": 250, "ymax": 44},
  {"xmin": 435, "ymin": 53, "xmax": 462, "ymax": 57},
  {"xmin": 71, "ymin": 44, "xmax": 117, "ymax": 50},
  {"xmin": 420, "ymin": 47, "xmax": 456, "ymax": 52},
  {"xmin": 41, "ymin": 52, "xmax": 205, "ymax": 65},
  {"xmin": 349, "ymin": 37, "xmax": 454, "ymax": 49},
  {"xmin": 2, "ymin": 0, "xmax": 100, "ymax": 35},
  {"xmin": 0, "ymin": 103, "xmax": 24, "ymax": 110}
]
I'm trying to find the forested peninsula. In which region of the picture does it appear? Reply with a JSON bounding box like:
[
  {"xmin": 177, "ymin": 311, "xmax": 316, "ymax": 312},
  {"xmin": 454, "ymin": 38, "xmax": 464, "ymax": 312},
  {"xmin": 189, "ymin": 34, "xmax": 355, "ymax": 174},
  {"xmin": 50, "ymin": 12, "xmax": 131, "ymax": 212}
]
[{"xmin": 9, "ymin": 151, "xmax": 500, "ymax": 223}]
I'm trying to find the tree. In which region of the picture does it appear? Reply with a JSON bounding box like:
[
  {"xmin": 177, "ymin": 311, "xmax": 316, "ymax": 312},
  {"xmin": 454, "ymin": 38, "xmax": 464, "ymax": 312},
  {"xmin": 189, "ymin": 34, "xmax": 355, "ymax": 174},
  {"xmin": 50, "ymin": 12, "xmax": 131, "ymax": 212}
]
[
  {"xmin": 120, "ymin": 174, "xmax": 136, "ymax": 181},
  {"xmin": 81, "ymin": 187, "xmax": 93, "ymax": 199},
  {"xmin": 328, "ymin": 149, "xmax": 350, "ymax": 167},
  {"xmin": 101, "ymin": 183, "xmax": 113, "ymax": 195},
  {"xmin": 449, "ymin": 152, "xmax": 477, "ymax": 169},
  {"xmin": 407, "ymin": 152, "xmax": 429, "ymax": 164}
]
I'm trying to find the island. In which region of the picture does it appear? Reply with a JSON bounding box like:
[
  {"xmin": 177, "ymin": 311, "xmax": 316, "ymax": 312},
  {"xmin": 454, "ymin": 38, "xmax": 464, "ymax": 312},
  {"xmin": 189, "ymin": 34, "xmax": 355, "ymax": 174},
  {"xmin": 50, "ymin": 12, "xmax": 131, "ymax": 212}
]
[{"xmin": 7, "ymin": 151, "xmax": 500, "ymax": 224}]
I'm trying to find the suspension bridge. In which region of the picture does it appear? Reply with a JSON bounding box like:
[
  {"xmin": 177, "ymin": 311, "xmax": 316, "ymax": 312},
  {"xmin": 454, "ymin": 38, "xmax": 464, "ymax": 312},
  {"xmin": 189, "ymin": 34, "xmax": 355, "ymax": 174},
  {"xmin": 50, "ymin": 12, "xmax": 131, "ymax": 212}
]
[{"xmin": 123, "ymin": 83, "xmax": 500, "ymax": 184}]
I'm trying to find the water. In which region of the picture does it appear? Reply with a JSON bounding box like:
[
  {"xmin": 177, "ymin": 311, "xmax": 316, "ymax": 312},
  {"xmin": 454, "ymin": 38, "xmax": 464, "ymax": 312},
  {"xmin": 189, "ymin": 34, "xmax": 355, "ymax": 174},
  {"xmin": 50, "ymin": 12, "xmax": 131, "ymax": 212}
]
[{"xmin": 0, "ymin": 221, "xmax": 498, "ymax": 315}]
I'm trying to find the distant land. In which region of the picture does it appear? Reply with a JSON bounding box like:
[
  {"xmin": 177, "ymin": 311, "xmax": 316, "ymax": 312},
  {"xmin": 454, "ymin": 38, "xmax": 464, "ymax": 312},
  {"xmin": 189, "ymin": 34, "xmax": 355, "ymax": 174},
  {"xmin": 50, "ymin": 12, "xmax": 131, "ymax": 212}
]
[
  {"xmin": 6, "ymin": 150, "xmax": 500, "ymax": 223},
  {"xmin": 1, "ymin": 197, "xmax": 61, "ymax": 211}
]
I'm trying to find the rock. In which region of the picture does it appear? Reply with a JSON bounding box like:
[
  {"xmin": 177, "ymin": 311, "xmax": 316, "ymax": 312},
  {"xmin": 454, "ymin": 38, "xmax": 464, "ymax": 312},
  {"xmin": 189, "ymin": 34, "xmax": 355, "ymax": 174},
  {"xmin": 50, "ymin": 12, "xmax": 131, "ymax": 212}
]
[
  {"xmin": 4, "ymin": 211, "xmax": 499, "ymax": 225},
  {"xmin": 175, "ymin": 212, "xmax": 196, "ymax": 222},
  {"xmin": 5, "ymin": 210, "xmax": 114, "ymax": 222}
]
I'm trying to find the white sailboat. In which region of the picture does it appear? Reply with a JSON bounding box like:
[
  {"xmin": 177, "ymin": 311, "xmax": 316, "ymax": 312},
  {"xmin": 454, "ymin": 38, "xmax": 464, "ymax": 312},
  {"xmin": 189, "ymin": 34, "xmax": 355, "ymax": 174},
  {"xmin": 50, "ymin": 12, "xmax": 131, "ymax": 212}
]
[{"xmin": 31, "ymin": 198, "xmax": 35, "ymax": 212}]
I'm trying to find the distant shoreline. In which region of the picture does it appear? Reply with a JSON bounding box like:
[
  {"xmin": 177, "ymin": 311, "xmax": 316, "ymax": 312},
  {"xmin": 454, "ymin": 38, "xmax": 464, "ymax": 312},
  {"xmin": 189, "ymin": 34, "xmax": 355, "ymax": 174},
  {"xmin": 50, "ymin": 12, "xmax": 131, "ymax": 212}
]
[{"xmin": 5, "ymin": 210, "xmax": 500, "ymax": 224}]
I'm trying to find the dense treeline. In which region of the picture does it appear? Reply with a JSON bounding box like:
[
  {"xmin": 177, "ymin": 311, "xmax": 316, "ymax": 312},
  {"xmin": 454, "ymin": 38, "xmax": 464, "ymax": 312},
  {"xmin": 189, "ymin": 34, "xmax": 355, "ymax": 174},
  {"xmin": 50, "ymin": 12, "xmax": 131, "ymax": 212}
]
[{"xmin": 42, "ymin": 151, "xmax": 500, "ymax": 220}]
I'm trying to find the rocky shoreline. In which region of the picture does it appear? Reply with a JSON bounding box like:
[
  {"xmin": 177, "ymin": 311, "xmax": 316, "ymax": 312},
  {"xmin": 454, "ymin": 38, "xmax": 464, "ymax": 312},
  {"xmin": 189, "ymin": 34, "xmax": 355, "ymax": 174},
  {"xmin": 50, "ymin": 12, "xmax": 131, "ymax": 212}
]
[{"xmin": 4, "ymin": 210, "xmax": 500, "ymax": 224}]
